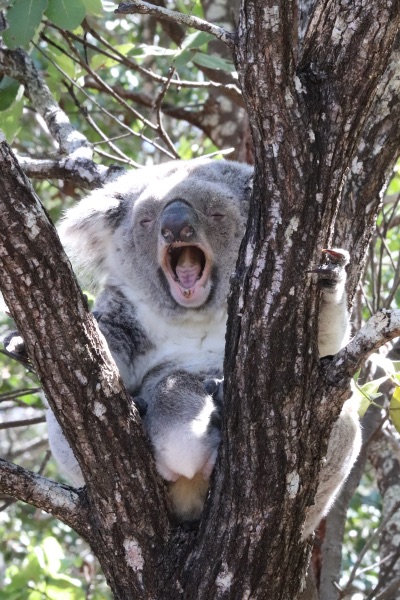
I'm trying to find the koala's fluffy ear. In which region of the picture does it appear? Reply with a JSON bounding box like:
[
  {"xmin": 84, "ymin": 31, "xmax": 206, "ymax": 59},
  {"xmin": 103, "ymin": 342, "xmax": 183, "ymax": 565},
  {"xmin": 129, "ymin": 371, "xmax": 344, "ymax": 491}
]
[{"xmin": 58, "ymin": 186, "xmax": 129, "ymax": 287}]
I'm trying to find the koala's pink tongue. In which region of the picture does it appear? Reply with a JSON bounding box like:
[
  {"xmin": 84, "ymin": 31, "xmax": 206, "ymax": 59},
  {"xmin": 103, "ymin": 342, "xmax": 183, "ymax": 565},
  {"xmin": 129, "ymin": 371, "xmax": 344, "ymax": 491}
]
[{"xmin": 175, "ymin": 247, "xmax": 202, "ymax": 289}]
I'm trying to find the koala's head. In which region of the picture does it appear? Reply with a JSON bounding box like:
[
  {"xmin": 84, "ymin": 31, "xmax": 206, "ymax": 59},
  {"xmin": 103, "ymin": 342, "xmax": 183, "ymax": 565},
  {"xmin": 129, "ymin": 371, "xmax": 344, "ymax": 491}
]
[{"xmin": 59, "ymin": 159, "xmax": 253, "ymax": 315}]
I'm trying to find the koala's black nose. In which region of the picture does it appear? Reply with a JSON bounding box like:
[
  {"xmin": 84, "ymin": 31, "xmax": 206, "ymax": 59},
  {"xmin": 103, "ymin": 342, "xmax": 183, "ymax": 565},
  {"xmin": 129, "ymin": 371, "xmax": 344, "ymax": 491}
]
[{"xmin": 160, "ymin": 200, "xmax": 198, "ymax": 243}]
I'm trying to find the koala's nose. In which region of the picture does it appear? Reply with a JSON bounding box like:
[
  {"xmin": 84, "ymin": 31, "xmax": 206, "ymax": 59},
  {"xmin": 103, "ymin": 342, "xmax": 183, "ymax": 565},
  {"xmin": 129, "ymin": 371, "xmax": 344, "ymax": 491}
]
[{"xmin": 160, "ymin": 200, "xmax": 198, "ymax": 243}]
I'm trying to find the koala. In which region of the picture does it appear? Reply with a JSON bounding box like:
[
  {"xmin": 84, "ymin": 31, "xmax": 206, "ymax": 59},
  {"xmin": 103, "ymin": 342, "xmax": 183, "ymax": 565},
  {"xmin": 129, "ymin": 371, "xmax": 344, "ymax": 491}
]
[{"xmin": 6, "ymin": 159, "xmax": 361, "ymax": 531}]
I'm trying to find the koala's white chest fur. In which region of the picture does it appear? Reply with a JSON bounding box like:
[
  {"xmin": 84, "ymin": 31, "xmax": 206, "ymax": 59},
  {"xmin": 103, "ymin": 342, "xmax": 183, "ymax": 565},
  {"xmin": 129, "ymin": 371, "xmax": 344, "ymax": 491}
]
[
  {"xmin": 141, "ymin": 303, "xmax": 226, "ymax": 368},
  {"xmin": 125, "ymin": 300, "xmax": 227, "ymax": 390}
]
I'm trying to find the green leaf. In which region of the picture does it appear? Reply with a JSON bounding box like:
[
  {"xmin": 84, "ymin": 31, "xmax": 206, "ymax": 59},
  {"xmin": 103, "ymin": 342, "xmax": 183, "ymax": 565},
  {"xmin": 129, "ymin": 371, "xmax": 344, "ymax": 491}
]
[
  {"xmin": 355, "ymin": 376, "xmax": 388, "ymax": 417},
  {"xmin": 128, "ymin": 45, "xmax": 176, "ymax": 58},
  {"xmin": 193, "ymin": 52, "xmax": 236, "ymax": 72},
  {"xmin": 0, "ymin": 76, "xmax": 22, "ymax": 111},
  {"xmin": 175, "ymin": 49, "xmax": 197, "ymax": 69},
  {"xmin": 390, "ymin": 386, "xmax": 400, "ymax": 434},
  {"xmin": 359, "ymin": 376, "xmax": 388, "ymax": 397},
  {"xmin": 180, "ymin": 30, "xmax": 214, "ymax": 51},
  {"xmin": 82, "ymin": 0, "xmax": 102, "ymax": 17},
  {"xmin": 3, "ymin": 0, "xmax": 48, "ymax": 49},
  {"xmin": 45, "ymin": 0, "xmax": 85, "ymax": 30},
  {"xmin": 0, "ymin": 97, "xmax": 24, "ymax": 142},
  {"xmin": 386, "ymin": 174, "xmax": 400, "ymax": 195}
]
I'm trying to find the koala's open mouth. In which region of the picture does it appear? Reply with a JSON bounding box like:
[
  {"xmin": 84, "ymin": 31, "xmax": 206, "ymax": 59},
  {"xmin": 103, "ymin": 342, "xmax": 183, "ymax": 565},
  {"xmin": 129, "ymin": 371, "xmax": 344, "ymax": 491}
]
[{"xmin": 162, "ymin": 243, "xmax": 212, "ymax": 307}]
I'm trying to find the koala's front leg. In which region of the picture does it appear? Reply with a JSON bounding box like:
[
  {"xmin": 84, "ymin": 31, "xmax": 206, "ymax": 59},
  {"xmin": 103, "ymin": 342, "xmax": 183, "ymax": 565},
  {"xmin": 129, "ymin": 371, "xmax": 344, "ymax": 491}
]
[
  {"xmin": 313, "ymin": 248, "xmax": 351, "ymax": 357},
  {"xmin": 139, "ymin": 370, "xmax": 221, "ymax": 522},
  {"xmin": 303, "ymin": 249, "xmax": 361, "ymax": 538}
]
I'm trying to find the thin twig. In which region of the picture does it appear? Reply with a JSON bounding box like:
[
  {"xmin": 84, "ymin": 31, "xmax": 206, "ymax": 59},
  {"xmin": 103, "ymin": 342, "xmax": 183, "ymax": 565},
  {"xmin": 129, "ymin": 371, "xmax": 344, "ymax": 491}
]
[
  {"xmin": 34, "ymin": 44, "xmax": 176, "ymax": 160},
  {"xmin": 65, "ymin": 82, "xmax": 140, "ymax": 167},
  {"xmin": 0, "ymin": 416, "xmax": 46, "ymax": 430},
  {"xmin": 339, "ymin": 500, "xmax": 400, "ymax": 598},
  {"xmin": 115, "ymin": 0, "xmax": 235, "ymax": 49},
  {"xmin": 0, "ymin": 387, "xmax": 42, "ymax": 401},
  {"xmin": 153, "ymin": 66, "xmax": 180, "ymax": 158}
]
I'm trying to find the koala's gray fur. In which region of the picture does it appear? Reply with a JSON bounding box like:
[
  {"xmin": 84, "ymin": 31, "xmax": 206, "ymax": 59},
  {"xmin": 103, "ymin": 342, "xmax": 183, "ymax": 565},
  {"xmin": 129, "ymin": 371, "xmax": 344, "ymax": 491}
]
[{"xmin": 46, "ymin": 158, "xmax": 361, "ymax": 531}]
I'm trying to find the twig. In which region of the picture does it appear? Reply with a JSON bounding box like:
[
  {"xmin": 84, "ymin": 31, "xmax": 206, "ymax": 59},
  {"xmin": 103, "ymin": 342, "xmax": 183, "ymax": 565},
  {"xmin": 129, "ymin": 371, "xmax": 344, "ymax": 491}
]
[
  {"xmin": 115, "ymin": 1, "xmax": 235, "ymax": 49},
  {"xmin": 65, "ymin": 82, "xmax": 141, "ymax": 168},
  {"xmin": 153, "ymin": 67, "xmax": 180, "ymax": 159},
  {"xmin": 0, "ymin": 416, "xmax": 46, "ymax": 430},
  {"xmin": 365, "ymin": 546, "xmax": 400, "ymax": 600},
  {"xmin": 0, "ymin": 387, "xmax": 42, "ymax": 402},
  {"xmin": 42, "ymin": 32, "xmax": 159, "ymax": 133},
  {"xmin": 35, "ymin": 44, "xmax": 176, "ymax": 160},
  {"xmin": 338, "ymin": 500, "xmax": 400, "ymax": 598}
]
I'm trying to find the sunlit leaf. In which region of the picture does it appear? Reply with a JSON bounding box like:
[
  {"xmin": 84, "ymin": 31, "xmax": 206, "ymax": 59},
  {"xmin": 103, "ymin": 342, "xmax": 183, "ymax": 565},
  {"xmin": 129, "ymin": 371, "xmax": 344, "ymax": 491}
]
[
  {"xmin": 42, "ymin": 537, "xmax": 64, "ymax": 574},
  {"xmin": 355, "ymin": 376, "xmax": 388, "ymax": 417},
  {"xmin": 389, "ymin": 386, "xmax": 400, "ymax": 434},
  {"xmin": 3, "ymin": 0, "xmax": 48, "ymax": 49},
  {"xmin": 82, "ymin": 0, "xmax": 102, "ymax": 17},
  {"xmin": 45, "ymin": 0, "xmax": 85, "ymax": 30}
]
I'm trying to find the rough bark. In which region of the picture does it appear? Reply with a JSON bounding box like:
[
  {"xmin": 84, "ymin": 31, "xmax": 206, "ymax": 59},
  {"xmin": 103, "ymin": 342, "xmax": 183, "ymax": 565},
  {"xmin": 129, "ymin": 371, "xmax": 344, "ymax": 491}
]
[
  {"xmin": 0, "ymin": 141, "xmax": 173, "ymax": 599},
  {"xmin": 1, "ymin": 1, "xmax": 400, "ymax": 599},
  {"xmin": 368, "ymin": 429, "xmax": 400, "ymax": 600}
]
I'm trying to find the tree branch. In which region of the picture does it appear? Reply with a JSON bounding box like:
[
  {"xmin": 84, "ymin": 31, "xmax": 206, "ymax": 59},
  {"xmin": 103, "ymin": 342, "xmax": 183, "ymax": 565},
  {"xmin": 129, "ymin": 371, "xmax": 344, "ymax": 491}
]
[
  {"xmin": 0, "ymin": 46, "xmax": 90, "ymax": 157},
  {"xmin": 17, "ymin": 155, "xmax": 125, "ymax": 188},
  {"xmin": 115, "ymin": 1, "xmax": 235, "ymax": 49},
  {"xmin": 0, "ymin": 46, "xmax": 129, "ymax": 187},
  {"xmin": 0, "ymin": 458, "xmax": 90, "ymax": 537},
  {"xmin": 329, "ymin": 309, "xmax": 400, "ymax": 381}
]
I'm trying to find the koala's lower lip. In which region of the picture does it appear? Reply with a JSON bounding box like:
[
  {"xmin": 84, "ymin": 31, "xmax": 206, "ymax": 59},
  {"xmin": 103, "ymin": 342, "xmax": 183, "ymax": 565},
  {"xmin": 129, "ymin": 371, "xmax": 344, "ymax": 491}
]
[{"xmin": 162, "ymin": 243, "xmax": 212, "ymax": 306}]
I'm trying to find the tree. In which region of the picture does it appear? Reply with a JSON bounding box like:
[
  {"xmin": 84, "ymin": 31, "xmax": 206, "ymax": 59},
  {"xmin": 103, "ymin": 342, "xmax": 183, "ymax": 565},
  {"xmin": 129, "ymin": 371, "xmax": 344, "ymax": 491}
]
[{"xmin": 1, "ymin": 1, "xmax": 400, "ymax": 599}]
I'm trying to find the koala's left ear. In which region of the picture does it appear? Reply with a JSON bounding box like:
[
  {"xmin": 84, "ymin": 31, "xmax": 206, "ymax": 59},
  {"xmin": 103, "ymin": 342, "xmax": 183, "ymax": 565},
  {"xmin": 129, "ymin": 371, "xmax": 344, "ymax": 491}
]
[{"xmin": 58, "ymin": 187, "xmax": 127, "ymax": 286}]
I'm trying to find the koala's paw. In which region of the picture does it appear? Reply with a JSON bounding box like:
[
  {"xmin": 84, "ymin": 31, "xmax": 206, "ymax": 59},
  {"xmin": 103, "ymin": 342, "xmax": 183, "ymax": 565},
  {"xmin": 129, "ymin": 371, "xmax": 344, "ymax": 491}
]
[
  {"xmin": 131, "ymin": 395, "xmax": 147, "ymax": 418},
  {"xmin": 3, "ymin": 331, "xmax": 31, "ymax": 367},
  {"xmin": 311, "ymin": 248, "xmax": 349, "ymax": 293},
  {"xmin": 203, "ymin": 377, "xmax": 224, "ymax": 409}
]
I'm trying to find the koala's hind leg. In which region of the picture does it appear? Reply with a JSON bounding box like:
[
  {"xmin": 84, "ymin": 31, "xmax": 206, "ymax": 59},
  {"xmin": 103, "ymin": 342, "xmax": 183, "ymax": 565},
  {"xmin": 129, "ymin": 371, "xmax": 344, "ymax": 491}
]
[
  {"xmin": 46, "ymin": 409, "xmax": 85, "ymax": 487},
  {"xmin": 302, "ymin": 394, "xmax": 361, "ymax": 539},
  {"xmin": 140, "ymin": 370, "xmax": 221, "ymax": 521}
]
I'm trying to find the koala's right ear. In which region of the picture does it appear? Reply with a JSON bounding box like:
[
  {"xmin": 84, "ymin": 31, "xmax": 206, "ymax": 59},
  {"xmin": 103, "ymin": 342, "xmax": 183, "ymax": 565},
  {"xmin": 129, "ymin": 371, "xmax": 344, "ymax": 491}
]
[{"xmin": 58, "ymin": 187, "xmax": 128, "ymax": 288}]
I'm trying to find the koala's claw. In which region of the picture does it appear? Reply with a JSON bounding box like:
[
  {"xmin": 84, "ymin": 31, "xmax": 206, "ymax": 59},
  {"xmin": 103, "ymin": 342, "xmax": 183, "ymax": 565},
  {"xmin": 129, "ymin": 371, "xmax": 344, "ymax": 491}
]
[
  {"xmin": 203, "ymin": 377, "xmax": 224, "ymax": 407},
  {"xmin": 310, "ymin": 248, "xmax": 349, "ymax": 290},
  {"xmin": 132, "ymin": 395, "xmax": 147, "ymax": 418}
]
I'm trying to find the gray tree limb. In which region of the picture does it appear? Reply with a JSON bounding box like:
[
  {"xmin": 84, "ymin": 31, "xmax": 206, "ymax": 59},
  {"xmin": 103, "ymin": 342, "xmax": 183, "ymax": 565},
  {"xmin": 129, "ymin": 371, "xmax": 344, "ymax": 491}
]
[
  {"xmin": 0, "ymin": 46, "xmax": 90, "ymax": 157},
  {"xmin": 115, "ymin": 0, "xmax": 235, "ymax": 49},
  {"xmin": 0, "ymin": 458, "xmax": 90, "ymax": 538}
]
